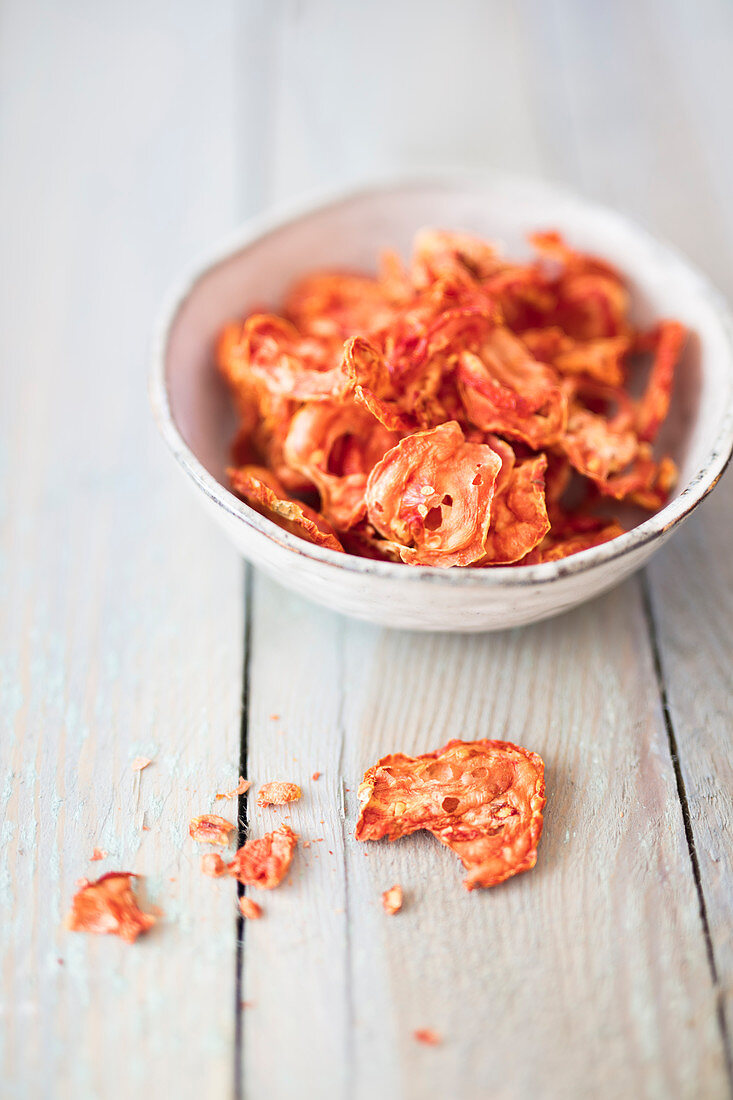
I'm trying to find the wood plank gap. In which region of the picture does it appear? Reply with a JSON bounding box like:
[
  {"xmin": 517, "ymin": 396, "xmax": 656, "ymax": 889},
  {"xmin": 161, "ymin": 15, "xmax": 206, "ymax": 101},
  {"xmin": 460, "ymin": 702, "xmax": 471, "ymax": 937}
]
[
  {"xmin": 234, "ymin": 564, "xmax": 254, "ymax": 1100},
  {"xmin": 641, "ymin": 570, "xmax": 733, "ymax": 1089}
]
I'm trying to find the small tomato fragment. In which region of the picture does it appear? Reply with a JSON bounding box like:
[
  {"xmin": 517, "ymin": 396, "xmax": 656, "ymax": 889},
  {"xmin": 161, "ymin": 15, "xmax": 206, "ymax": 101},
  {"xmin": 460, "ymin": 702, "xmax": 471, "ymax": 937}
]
[
  {"xmin": 239, "ymin": 896, "xmax": 263, "ymax": 920},
  {"xmin": 90, "ymin": 848, "xmax": 108, "ymax": 862},
  {"xmin": 356, "ymin": 739, "xmax": 545, "ymax": 890},
  {"xmin": 65, "ymin": 872, "xmax": 156, "ymax": 943},
  {"xmin": 131, "ymin": 757, "xmax": 152, "ymax": 771},
  {"xmin": 215, "ymin": 777, "xmax": 251, "ymax": 801},
  {"xmin": 257, "ymin": 782, "xmax": 302, "ymax": 807},
  {"xmin": 413, "ymin": 1029, "xmax": 442, "ymax": 1046},
  {"xmin": 189, "ymin": 814, "xmax": 236, "ymax": 846},
  {"xmin": 223, "ymin": 825, "xmax": 298, "ymax": 890},
  {"xmin": 201, "ymin": 853, "xmax": 229, "ymax": 878},
  {"xmin": 382, "ymin": 884, "xmax": 403, "ymax": 915}
]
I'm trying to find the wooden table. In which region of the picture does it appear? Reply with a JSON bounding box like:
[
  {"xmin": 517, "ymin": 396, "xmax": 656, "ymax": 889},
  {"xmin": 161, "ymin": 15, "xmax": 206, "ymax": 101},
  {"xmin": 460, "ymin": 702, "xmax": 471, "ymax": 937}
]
[{"xmin": 2, "ymin": 2, "xmax": 732, "ymax": 1097}]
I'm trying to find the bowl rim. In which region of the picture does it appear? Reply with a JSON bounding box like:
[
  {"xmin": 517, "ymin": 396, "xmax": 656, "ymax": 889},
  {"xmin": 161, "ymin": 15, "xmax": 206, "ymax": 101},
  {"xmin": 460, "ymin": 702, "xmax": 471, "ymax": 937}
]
[{"xmin": 150, "ymin": 171, "xmax": 733, "ymax": 588}]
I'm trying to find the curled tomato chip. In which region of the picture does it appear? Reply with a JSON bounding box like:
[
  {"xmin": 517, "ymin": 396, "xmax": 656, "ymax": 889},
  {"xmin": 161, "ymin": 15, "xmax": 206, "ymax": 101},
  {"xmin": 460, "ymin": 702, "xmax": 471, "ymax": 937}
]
[
  {"xmin": 256, "ymin": 781, "xmax": 302, "ymax": 807},
  {"xmin": 382, "ymin": 884, "xmax": 403, "ymax": 915},
  {"xmin": 189, "ymin": 814, "xmax": 236, "ymax": 846},
  {"xmin": 65, "ymin": 872, "xmax": 156, "ymax": 943},
  {"xmin": 218, "ymin": 228, "xmax": 685, "ymax": 567},
  {"xmin": 228, "ymin": 465, "xmax": 344, "ymax": 552},
  {"xmin": 356, "ymin": 739, "xmax": 545, "ymax": 890},
  {"xmin": 365, "ymin": 422, "xmax": 502, "ymax": 567}
]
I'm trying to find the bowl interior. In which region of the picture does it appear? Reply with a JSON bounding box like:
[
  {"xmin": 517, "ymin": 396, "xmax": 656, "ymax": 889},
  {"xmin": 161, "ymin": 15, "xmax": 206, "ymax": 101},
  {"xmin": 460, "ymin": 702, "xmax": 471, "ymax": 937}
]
[{"xmin": 163, "ymin": 179, "xmax": 733, "ymax": 533}]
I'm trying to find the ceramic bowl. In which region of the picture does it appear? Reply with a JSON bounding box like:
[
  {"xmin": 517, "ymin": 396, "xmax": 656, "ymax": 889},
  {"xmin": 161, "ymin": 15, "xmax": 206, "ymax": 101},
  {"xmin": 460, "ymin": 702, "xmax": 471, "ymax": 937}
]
[{"xmin": 150, "ymin": 175, "xmax": 733, "ymax": 632}]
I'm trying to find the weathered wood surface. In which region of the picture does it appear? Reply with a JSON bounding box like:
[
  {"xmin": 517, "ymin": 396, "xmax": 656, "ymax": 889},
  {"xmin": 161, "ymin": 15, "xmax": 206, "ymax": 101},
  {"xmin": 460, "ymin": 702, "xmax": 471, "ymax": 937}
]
[
  {"xmin": 1, "ymin": 1, "xmax": 732, "ymax": 1099},
  {"xmin": 0, "ymin": 2, "xmax": 247, "ymax": 1097}
]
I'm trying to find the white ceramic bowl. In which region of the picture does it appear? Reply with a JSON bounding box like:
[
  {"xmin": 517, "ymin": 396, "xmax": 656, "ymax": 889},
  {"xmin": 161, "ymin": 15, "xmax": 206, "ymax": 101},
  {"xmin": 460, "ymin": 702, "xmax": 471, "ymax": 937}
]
[{"xmin": 150, "ymin": 176, "xmax": 733, "ymax": 632}]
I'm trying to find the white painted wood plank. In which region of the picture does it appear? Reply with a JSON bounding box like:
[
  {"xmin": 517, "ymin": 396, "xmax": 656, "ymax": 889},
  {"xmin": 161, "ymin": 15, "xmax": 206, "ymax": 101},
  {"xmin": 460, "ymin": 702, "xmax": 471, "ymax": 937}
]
[
  {"xmin": 639, "ymin": 0, "xmax": 733, "ymax": 1046},
  {"xmin": 238, "ymin": 2, "xmax": 727, "ymax": 1096},
  {"xmin": 523, "ymin": 0, "xmax": 733, "ymax": 1055},
  {"xmin": 0, "ymin": 1, "xmax": 254, "ymax": 1095}
]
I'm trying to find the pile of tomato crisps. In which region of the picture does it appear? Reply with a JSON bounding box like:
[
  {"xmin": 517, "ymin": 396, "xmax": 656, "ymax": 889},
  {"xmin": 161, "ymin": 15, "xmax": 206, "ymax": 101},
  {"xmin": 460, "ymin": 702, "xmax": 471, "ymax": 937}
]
[{"xmin": 217, "ymin": 229, "xmax": 686, "ymax": 567}]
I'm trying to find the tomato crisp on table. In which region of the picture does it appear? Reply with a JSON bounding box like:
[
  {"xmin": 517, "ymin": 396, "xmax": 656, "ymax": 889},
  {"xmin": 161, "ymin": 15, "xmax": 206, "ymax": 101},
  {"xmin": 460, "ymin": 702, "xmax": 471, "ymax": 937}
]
[
  {"xmin": 189, "ymin": 814, "xmax": 236, "ymax": 846},
  {"xmin": 217, "ymin": 229, "xmax": 685, "ymax": 566},
  {"xmin": 200, "ymin": 824, "xmax": 298, "ymax": 890},
  {"xmin": 65, "ymin": 872, "xmax": 156, "ymax": 943},
  {"xmin": 256, "ymin": 781, "xmax": 302, "ymax": 807},
  {"xmin": 356, "ymin": 739, "xmax": 545, "ymax": 889}
]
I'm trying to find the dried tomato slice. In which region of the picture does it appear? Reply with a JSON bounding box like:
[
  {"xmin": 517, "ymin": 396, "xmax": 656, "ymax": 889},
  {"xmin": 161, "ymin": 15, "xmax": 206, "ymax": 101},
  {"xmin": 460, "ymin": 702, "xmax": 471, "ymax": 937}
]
[
  {"xmin": 356, "ymin": 739, "xmax": 545, "ymax": 889},
  {"xmin": 285, "ymin": 402, "xmax": 399, "ymax": 530},
  {"xmin": 239, "ymin": 896, "xmax": 263, "ymax": 920},
  {"xmin": 228, "ymin": 465, "xmax": 344, "ymax": 552},
  {"xmin": 635, "ymin": 321, "xmax": 687, "ymax": 442},
  {"xmin": 365, "ymin": 422, "xmax": 502, "ymax": 566},
  {"xmin": 477, "ymin": 454, "xmax": 550, "ymax": 565},
  {"xmin": 65, "ymin": 872, "xmax": 156, "ymax": 943}
]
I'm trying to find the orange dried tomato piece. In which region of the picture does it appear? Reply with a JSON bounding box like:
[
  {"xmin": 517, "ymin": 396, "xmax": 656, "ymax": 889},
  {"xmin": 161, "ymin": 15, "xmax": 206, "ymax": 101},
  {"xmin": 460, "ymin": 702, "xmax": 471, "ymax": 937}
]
[
  {"xmin": 356, "ymin": 739, "xmax": 545, "ymax": 889},
  {"xmin": 522, "ymin": 519, "xmax": 625, "ymax": 564},
  {"xmin": 530, "ymin": 231, "xmax": 630, "ymax": 340},
  {"xmin": 413, "ymin": 1028, "xmax": 442, "ymax": 1046},
  {"xmin": 189, "ymin": 814, "xmax": 236, "ymax": 846},
  {"xmin": 411, "ymin": 228, "xmax": 502, "ymax": 287},
  {"xmin": 239, "ymin": 896, "xmax": 263, "ymax": 920},
  {"xmin": 218, "ymin": 314, "xmax": 349, "ymax": 402},
  {"xmin": 257, "ymin": 781, "xmax": 302, "ymax": 807},
  {"xmin": 215, "ymin": 776, "xmax": 251, "ymax": 801},
  {"xmin": 635, "ymin": 320, "xmax": 687, "ymax": 442},
  {"xmin": 285, "ymin": 402, "xmax": 398, "ymax": 529},
  {"xmin": 225, "ymin": 824, "xmax": 298, "ymax": 890},
  {"xmin": 201, "ymin": 853, "xmax": 229, "ymax": 877},
  {"xmin": 284, "ymin": 271, "xmax": 400, "ymax": 342},
  {"xmin": 365, "ymin": 421, "xmax": 502, "ymax": 567},
  {"xmin": 65, "ymin": 872, "xmax": 156, "ymax": 943},
  {"xmin": 382, "ymin": 884, "xmax": 403, "ymax": 915},
  {"xmin": 477, "ymin": 453, "xmax": 550, "ymax": 565},
  {"xmin": 228, "ymin": 465, "xmax": 344, "ymax": 552}
]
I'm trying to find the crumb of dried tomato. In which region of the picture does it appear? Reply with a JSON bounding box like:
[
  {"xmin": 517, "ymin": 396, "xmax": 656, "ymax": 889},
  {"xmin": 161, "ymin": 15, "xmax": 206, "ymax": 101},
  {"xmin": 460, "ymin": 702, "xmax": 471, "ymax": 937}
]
[
  {"xmin": 201, "ymin": 853, "xmax": 228, "ymax": 878},
  {"xmin": 226, "ymin": 824, "xmax": 298, "ymax": 889},
  {"xmin": 131, "ymin": 757, "xmax": 152, "ymax": 771},
  {"xmin": 239, "ymin": 896, "xmax": 263, "ymax": 920},
  {"xmin": 90, "ymin": 847, "xmax": 108, "ymax": 862},
  {"xmin": 65, "ymin": 872, "xmax": 156, "ymax": 944},
  {"xmin": 413, "ymin": 1028, "xmax": 441, "ymax": 1046},
  {"xmin": 257, "ymin": 781, "xmax": 302, "ymax": 807},
  {"xmin": 215, "ymin": 776, "xmax": 251, "ymax": 801},
  {"xmin": 356, "ymin": 738, "xmax": 545, "ymax": 890},
  {"xmin": 382, "ymin": 884, "xmax": 403, "ymax": 915},
  {"xmin": 189, "ymin": 814, "xmax": 236, "ymax": 846},
  {"xmin": 312, "ymin": 771, "xmax": 321, "ymax": 781}
]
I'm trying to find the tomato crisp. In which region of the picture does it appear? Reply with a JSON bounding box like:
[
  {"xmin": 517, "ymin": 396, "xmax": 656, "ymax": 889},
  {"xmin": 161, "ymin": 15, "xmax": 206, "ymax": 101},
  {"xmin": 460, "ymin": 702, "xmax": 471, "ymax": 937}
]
[
  {"xmin": 218, "ymin": 230, "xmax": 685, "ymax": 566},
  {"xmin": 356, "ymin": 739, "xmax": 545, "ymax": 889},
  {"xmin": 256, "ymin": 781, "xmax": 302, "ymax": 807},
  {"xmin": 239, "ymin": 896, "xmax": 263, "ymax": 920},
  {"xmin": 382, "ymin": 884, "xmax": 403, "ymax": 915},
  {"xmin": 65, "ymin": 872, "xmax": 156, "ymax": 943},
  {"xmin": 189, "ymin": 814, "xmax": 236, "ymax": 846},
  {"xmin": 201, "ymin": 825, "xmax": 297, "ymax": 890}
]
